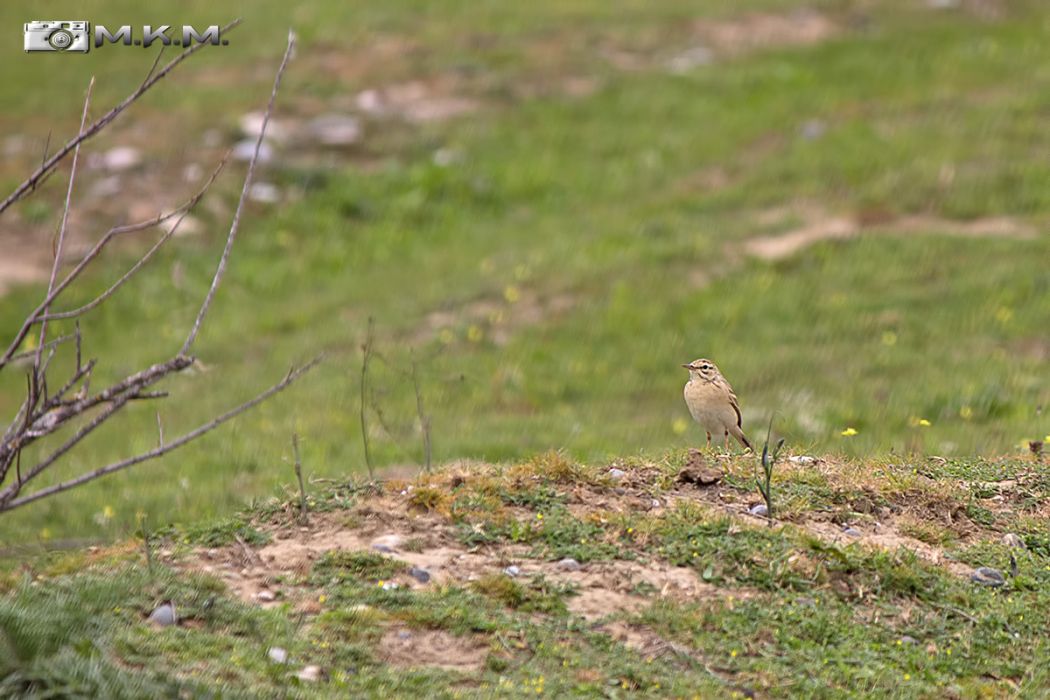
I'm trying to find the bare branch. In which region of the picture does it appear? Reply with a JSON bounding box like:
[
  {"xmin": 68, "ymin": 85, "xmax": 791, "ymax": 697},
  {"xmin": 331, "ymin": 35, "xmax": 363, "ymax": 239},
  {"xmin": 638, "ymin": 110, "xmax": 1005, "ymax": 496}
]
[
  {"xmin": 412, "ymin": 355, "xmax": 432, "ymax": 474},
  {"xmin": 0, "ymin": 392, "xmax": 137, "ymax": 503},
  {"xmin": 0, "ymin": 356, "xmax": 322, "ymax": 513},
  {"xmin": 6, "ymin": 333, "xmax": 75, "ymax": 363},
  {"xmin": 43, "ymin": 156, "xmax": 229, "ymax": 322},
  {"xmin": 359, "ymin": 317, "xmax": 376, "ymax": 479},
  {"xmin": 181, "ymin": 29, "xmax": 297, "ymax": 355},
  {"xmin": 0, "ymin": 19, "xmax": 241, "ymax": 216},
  {"xmin": 35, "ymin": 77, "xmax": 94, "ymax": 374},
  {"xmin": 292, "ymin": 432, "xmax": 308, "ymax": 525},
  {"xmin": 0, "ymin": 156, "xmax": 229, "ymax": 369}
]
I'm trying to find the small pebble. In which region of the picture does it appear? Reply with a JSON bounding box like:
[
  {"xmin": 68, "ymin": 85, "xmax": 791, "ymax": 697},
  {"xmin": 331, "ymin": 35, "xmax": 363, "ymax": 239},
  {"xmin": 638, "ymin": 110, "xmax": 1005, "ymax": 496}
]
[
  {"xmin": 788, "ymin": 455, "xmax": 818, "ymax": 465},
  {"xmin": 372, "ymin": 544, "xmax": 395, "ymax": 554},
  {"xmin": 799, "ymin": 119, "xmax": 827, "ymax": 141},
  {"xmin": 843, "ymin": 527, "xmax": 862, "ymax": 537},
  {"xmin": 268, "ymin": 647, "xmax": 288, "ymax": 664},
  {"xmin": 256, "ymin": 590, "xmax": 276, "ymax": 602},
  {"xmin": 556, "ymin": 558, "xmax": 581, "ymax": 572},
  {"xmin": 749, "ymin": 504, "xmax": 768, "ymax": 517},
  {"xmin": 504, "ymin": 565, "xmax": 521, "ymax": 577},
  {"xmin": 232, "ymin": 139, "xmax": 273, "ymax": 163},
  {"xmin": 1002, "ymin": 533, "xmax": 1025, "ymax": 549},
  {"xmin": 381, "ymin": 581, "xmax": 400, "ymax": 591},
  {"xmin": 248, "ymin": 182, "xmax": 280, "ymax": 204},
  {"xmin": 899, "ymin": 636, "xmax": 919, "ymax": 646},
  {"xmin": 147, "ymin": 601, "xmax": 177, "ymax": 627},
  {"xmin": 371, "ymin": 535, "xmax": 402, "ymax": 551},
  {"xmin": 970, "ymin": 567, "xmax": 1005, "ymax": 587},
  {"xmin": 296, "ymin": 665, "xmax": 323, "ymax": 683},
  {"xmin": 650, "ymin": 499, "xmax": 661, "ymax": 509},
  {"xmin": 397, "ymin": 630, "xmax": 412, "ymax": 640},
  {"xmin": 608, "ymin": 468, "xmax": 627, "ymax": 480},
  {"xmin": 409, "ymin": 567, "xmax": 431, "ymax": 584}
]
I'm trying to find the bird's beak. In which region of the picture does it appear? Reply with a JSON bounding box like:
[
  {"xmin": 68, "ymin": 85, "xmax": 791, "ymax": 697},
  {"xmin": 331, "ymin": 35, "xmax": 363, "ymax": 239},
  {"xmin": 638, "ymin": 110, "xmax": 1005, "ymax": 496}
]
[{"xmin": 681, "ymin": 363, "xmax": 694, "ymax": 370}]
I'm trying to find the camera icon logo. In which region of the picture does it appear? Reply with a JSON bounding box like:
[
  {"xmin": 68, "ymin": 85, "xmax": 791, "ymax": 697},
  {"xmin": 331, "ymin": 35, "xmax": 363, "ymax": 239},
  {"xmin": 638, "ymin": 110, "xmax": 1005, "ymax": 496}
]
[{"xmin": 24, "ymin": 21, "xmax": 91, "ymax": 53}]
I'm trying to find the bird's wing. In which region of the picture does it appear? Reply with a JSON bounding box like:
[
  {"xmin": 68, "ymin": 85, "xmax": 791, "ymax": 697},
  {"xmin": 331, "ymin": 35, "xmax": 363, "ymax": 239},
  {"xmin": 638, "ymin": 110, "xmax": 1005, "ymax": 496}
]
[{"xmin": 729, "ymin": 390, "xmax": 743, "ymax": 428}]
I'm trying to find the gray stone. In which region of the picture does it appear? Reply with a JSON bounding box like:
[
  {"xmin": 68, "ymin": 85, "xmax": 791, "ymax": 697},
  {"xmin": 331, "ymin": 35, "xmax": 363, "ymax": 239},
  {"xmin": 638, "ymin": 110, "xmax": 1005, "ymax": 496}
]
[
  {"xmin": 749, "ymin": 504, "xmax": 768, "ymax": 517},
  {"xmin": 667, "ymin": 46, "xmax": 713, "ymax": 73},
  {"xmin": 800, "ymin": 119, "xmax": 827, "ymax": 141},
  {"xmin": 232, "ymin": 139, "xmax": 273, "ymax": 163},
  {"xmin": 295, "ymin": 665, "xmax": 323, "ymax": 682},
  {"xmin": 556, "ymin": 558, "xmax": 581, "ymax": 572},
  {"xmin": 899, "ymin": 635, "xmax": 919, "ymax": 646},
  {"xmin": 843, "ymin": 527, "xmax": 862, "ymax": 537},
  {"xmin": 1002, "ymin": 533, "xmax": 1025, "ymax": 549},
  {"xmin": 256, "ymin": 590, "xmax": 276, "ymax": 602},
  {"xmin": 970, "ymin": 567, "xmax": 1005, "ymax": 587},
  {"xmin": 504, "ymin": 565, "xmax": 521, "ymax": 577},
  {"xmin": 608, "ymin": 468, "xmax": 627, "ymax": 480},
  {"xmin": 409, "ymin": 566, "xmax": 431, "ymax": 584},
  {"xmin": 268, "ymin": 646, "xmax": 288, "ymax": 664},
  {"xmin": 306, "ymin": 114, "xmax": 362, "ymax": 147},
  {"xmin": 381, "ymin": 581, "xmax": 400, "ymax": 591},
  {"xmin": 788, "ymin": 455, "xmax": 818, "ymax": 465},
  {"xmin": 239, "ymin": 111, "xmax": 290, "ymax": 142},
  {"xmin": 147, "ymin": 601, "xmax": 177, "ymax": 627},
  {"xmin": 248, "ymin": 182, "xmax": 280, "ymax": 204},
  {"xmin": 371, "ymin": 534, "xmax": 402, "ymax": 552},
  {"xmin": 101, "ymin": 146, "xmax": 141, "ymax": 172}
]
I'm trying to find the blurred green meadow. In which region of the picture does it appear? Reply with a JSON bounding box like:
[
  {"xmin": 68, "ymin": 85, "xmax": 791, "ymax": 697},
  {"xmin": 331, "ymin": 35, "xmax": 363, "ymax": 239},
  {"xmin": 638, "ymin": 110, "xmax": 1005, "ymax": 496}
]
[{"xmin": 0, "ymin": 0, "xmax": 1048, "ymax": 544}]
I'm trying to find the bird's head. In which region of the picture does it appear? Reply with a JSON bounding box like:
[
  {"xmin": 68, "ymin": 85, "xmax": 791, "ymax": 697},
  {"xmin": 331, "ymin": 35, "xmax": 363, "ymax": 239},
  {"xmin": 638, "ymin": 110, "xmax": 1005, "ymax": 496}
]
[{"xmin": 682, "ymin": 358, "xmax": 720, "ymax": 381}]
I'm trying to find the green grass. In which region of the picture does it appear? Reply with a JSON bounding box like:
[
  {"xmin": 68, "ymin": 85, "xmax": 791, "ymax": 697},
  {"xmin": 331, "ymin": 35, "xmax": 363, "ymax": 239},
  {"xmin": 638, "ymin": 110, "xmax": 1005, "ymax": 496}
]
[
  {"xmin": 0, "ymin": 0, "xmax": 1048, "ymax": 546},
  {"xmin": 2, "ymin": 456, "xmax": 1048, "ymax": 697}
]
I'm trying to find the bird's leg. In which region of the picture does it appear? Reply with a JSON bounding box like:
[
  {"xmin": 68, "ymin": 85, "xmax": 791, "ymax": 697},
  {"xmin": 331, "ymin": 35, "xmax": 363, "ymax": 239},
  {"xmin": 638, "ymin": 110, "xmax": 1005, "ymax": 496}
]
[
  {"xmin": 705, "ymin": 432, "xmax": 712, "ymax": 450},
  {"xmin": 724, "ymin": 431, "xmax": 730, "ymax": 451}
]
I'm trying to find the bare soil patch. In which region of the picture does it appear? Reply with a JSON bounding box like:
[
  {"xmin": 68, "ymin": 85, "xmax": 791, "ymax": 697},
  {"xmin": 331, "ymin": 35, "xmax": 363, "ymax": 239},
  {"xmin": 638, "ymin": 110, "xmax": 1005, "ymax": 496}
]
[
  {"xmin": 378, "ymin": 627, "xmax": 490, "ymax": 671},
  {"xmin": 692, "ymin": 11, "xmax": 839, "ymax": 56},
  {"xmin": 744, "ymin": 205, "xmax": 1036, "ymax": 261}
]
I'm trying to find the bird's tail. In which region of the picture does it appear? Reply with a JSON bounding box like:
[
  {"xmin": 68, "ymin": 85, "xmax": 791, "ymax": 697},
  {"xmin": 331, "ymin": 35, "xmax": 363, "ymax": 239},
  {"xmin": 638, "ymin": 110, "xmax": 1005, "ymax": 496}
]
[{"xmin": 731, "ymin": 426, "xmax": 752, "ymax": 451}]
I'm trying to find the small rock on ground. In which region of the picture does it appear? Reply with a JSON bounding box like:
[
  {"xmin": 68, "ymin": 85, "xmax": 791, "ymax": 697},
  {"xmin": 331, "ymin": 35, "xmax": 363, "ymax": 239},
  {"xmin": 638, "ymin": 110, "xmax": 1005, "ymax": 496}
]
[
  {"xmin": 608, "ymin": 468, "xmax": 627, "ymax": 480},
  {"xmin": 1002, "ymin": 533, "xmax": 1025, "ymax": 549},
  {"xmin": 504, "ymin": 565, "xmax": 521, "ymax": 577},
  {"xmin": 306, "ymin": 114, "xmax": 362, "ymax": 147},
  {"xmin": 749, "ymin": 504, "xmax": 768, "ymax": 517},
  {"xmin": 147, "ymin": 602, "xmax": 177, "ymax": 627},
  {"xmin": 232, "ymin": 139, "xmax": 274, "ymax": 163},
  {"xmin": 409, "ymin": 566, "xmax": 431, "ymax": 584},
  {"xmin": 296, "ymin": 665, "xmax": 323, "ymax": 683},
  {"xmin": 842, "ymin": 527, "xmax": 862, "ymax": 537},
  {"xmin": 970, "ymin": 567, "xmax": 1005, "ymax": 587},
  {"xmin": 268, "ymin": 647, "xmax": 288, "ymax": 664},
  {"xmin": 556, "ymin": 558, "xmax": 581, "ymax": 572},
  {"xmin": 256, "ymin": 590, "xmax": 276, "ymax": 602}
]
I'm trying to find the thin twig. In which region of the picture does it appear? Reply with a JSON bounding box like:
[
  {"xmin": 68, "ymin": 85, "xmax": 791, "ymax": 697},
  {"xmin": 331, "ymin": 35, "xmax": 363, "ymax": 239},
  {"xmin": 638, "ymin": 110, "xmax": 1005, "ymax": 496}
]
[
  {"xmin": 0, "ymin": 156, "xmax": 230, "ymax": 369},
  {"xmin": 0, "ymin": 19, "xmax": 241, "ymax": 216},
  {"xmin": 0, "ymin": 356, "xmax": 322, "ymax": 512},
  {"xmin": 359, "ymin": 317, "xmax": 376, "ymax": 480},
  {"xmin": 35, "ymin": 78, "xmax": 94, "ymax": 375},
  {"xmin": 411, "ymin": 355, "xmax": 432, "ymax": 473},
  {"xmin": 6, "ymin": 334, "xmax": 75, "ymax": 363},
  {"xmin": 44, "ymin": 156, "xmax": 229, "ymax": 322},
  {"xmin": 181, "ymin": 29, "xmax": 296, "ymax": 355},
  {"xmin": 292, "ymin": 433, "xmax": 308, "ymax": 525},
  {"xmin": 0, "ymin": 392, "xmax": 137, "ymax": 503}
]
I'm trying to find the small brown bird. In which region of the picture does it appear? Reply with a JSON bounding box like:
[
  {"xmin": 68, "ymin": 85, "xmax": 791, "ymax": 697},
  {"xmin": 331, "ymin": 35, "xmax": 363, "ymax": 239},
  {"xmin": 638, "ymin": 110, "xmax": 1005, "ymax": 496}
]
[{"xmin": 682, "ymin": 358, "xmax": 752, "ymax": 451}]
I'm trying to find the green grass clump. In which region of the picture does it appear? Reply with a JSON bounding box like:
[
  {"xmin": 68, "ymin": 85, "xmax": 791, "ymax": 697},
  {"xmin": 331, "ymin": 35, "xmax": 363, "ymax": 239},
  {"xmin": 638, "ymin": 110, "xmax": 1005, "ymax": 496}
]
[{"xmin": 177, "ymin": 517, "xmax": 270, "ymax": 548}]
